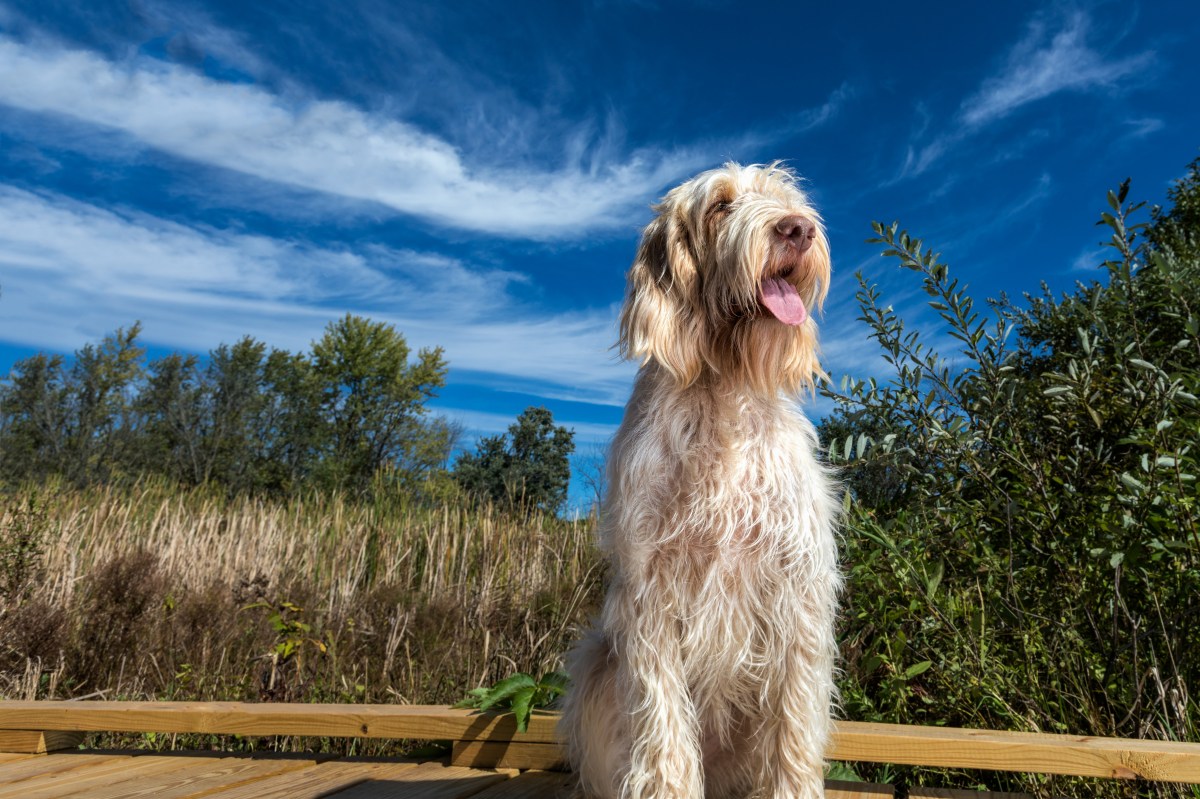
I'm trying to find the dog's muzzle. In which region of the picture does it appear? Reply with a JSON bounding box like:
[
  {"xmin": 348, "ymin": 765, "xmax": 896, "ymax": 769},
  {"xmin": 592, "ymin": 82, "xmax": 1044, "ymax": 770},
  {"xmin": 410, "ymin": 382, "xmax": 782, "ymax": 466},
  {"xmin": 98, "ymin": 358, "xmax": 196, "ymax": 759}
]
[{"xmin": 775, "ymin": 215, "xmax": 816, "ymax": 254}]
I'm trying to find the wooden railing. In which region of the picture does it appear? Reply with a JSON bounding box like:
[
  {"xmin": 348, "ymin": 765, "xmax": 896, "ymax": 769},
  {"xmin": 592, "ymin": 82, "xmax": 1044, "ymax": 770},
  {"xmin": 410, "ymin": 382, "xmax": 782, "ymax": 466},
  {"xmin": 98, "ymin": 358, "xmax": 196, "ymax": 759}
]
[{"xmin": 0, "ymin": 701, "xmax": 1197, "ymax": 785}]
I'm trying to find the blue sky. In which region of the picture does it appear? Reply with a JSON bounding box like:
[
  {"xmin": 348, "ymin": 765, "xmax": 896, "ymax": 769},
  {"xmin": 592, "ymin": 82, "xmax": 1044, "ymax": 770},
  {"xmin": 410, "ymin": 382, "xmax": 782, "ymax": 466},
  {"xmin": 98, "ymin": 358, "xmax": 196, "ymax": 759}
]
[{"xmin": 0, "ymin": 1, "xmax": 1197, "ymax": 509}]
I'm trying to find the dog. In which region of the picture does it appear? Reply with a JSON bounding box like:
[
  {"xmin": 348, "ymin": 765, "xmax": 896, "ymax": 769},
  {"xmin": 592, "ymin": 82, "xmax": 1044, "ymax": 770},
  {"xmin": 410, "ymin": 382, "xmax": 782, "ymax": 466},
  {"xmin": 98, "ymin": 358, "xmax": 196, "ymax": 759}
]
[{"xmin": 561, "ymin": 162, "xmax": 840, "ymax": 799}]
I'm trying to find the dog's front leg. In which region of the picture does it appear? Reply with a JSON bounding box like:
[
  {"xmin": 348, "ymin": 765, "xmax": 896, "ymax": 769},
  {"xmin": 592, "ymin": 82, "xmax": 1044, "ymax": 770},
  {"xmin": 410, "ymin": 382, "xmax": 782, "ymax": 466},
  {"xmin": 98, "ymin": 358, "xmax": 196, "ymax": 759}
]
[
  {"xmin": 757, "ymin": 605, "xmax": 836, "ymax": 799},
  {"xmin": 611, "ymin": 589, "xmax": 703, "ymax": 799}
]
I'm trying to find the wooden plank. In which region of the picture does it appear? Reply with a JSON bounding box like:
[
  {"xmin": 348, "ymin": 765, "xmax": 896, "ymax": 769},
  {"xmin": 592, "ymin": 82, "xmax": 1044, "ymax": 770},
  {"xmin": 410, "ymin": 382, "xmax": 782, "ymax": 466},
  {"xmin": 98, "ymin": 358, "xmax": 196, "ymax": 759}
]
[
  {"xmin": 1, "ymin": 703, "xmax": 1197, "ymax": 783},
  {"xmin": 467, "ymin": 771, "xmax": 573, "ymax": 799},
  {"xmin": 0, "ymin": 703, "xmax": 556, "ymax": 744},
  {"xmin": 323, "ymin": 761, "xmax": 509, "ymax": 799},
  {"xmin": 450, "ymin": 741, "xmax": 564, "ymax": 771},
  {"xmin": 0, "ymin": 754, "xmax": 34, "ymax": 763},
  {"xmin": 42, "ymin": 753, "xmax": 320, "ymax": 799},
  {"xmin": 830, "ymin": 722, "xmax": 1200, "ymax": 783},
  {"xmin": 909, "ymin": 789, "xmax": 1033, "ymax": 798},
  {"xmin": 0, "ymin": 752, "xmax": 230, "ymax": 799},
  {"xmin": 0, "ymin": 752, "xmax": 134, "ymax": 786},
  {"xmin": 198, "ymin": 760, "xmax": 420, "ymax": 799},
  {"xmin": 0, "ymin": 731, "xmax": 82, "ymax": 754},
  {"xmin": 826, "ymin": 780, "xmax": 895, "ymax": 798}
]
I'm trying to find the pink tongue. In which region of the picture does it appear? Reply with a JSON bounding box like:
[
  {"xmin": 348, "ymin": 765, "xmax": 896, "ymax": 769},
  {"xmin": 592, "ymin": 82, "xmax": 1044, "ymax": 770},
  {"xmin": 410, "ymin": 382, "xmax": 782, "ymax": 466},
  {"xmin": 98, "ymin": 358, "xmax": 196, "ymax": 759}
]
[{"xmin": 759, "ymin": 278, "xmax": 808, "ymax": 325}]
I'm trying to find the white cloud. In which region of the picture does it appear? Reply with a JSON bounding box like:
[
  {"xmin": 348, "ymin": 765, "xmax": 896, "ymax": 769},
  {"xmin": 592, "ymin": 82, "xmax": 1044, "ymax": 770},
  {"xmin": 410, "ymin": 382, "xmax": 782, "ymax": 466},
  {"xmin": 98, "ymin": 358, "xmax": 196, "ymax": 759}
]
[
  {"xmin": 1122, "ymin": 117, "xmax": 1164, "ymax": 140},
  {"xmin": 900, "ymin": 11, "xmax": 1154, "ymax": 180},
  {"xmin": 1069, "ymin": 244, "xmax": 1111, "ymax": 273},
  {"xmin": 0, "ymin": 35, "xmax": 706, "ymax": 239},
  {"xmin": 0, "ymin": 185, "xmax": 635, "ymax": 404},
  {"xmin": 960, "ymin": 12, "xmax": 1154, "ymax": 128}
]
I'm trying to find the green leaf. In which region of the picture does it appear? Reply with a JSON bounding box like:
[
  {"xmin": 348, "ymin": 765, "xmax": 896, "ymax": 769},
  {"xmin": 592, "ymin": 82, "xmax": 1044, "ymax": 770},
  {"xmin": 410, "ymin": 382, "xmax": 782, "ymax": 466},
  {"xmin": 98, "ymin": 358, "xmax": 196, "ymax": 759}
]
[
  {"xmin": 476, "ymin": 673, "xmax": 537, "ymax": 711},
  {"xmin": 509, "ymin": 686, "xmax": 536, "ymax": 733},
  {"xmin": 1119, "ymin": 473, "xmax": 1146, "ymax": 492},
  {"xmin": 826, "ymin": 762, "xmax": 863, "ymax": 782},
  {"xmin": 903, "ymin": 660, "xmax": 933, "ymax": 679},
  {"xmin": 537, "ymin": 671, "xmax": 570, "ymax": 697},
  {"xmin": 451, "ymin": 687, "xmax": 492, "ymax": 709}
]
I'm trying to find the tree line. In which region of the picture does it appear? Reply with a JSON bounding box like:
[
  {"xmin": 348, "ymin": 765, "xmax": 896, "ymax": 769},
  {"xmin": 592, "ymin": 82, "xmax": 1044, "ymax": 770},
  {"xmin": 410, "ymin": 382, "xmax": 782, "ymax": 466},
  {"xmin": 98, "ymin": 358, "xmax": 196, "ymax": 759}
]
[{"xmin": 0, "ymin": 313, "xmax": 575, "ymax": 514}]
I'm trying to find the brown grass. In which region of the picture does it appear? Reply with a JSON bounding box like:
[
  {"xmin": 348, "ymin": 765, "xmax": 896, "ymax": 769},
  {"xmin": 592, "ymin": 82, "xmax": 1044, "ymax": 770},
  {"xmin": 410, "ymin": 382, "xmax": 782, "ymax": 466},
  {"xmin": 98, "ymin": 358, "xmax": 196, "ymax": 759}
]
[{"xmin": 0, "ymin": 480, "xmax": 603, "ymax": 752}]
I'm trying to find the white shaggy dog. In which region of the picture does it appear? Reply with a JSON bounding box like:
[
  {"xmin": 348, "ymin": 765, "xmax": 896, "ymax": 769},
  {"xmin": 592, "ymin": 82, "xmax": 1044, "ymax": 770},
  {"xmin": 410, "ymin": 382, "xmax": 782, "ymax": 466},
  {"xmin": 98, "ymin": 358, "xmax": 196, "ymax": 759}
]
[{"xmin": 561, "ymin": 163, "xmax": 840, "ymax": 799}]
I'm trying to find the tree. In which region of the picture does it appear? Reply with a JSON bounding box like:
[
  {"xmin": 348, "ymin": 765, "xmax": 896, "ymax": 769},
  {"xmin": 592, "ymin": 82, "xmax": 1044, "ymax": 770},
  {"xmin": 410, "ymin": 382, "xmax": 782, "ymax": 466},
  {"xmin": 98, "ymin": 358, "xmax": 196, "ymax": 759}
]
[
  {"xmin": 256, "ymin": 349, "xmax": 326, "ymax": 494},
  {"xmin": 0, "ymin": 315, "xmax": 458, "ymax": 500},
  {"xmin": 311, "ymin": 314, "xmax": 448, "ymax": 493},
  {"xmin": 131, "ymin": 352, "xmax": 204, "ymax": 484},
  {"xmin": 201, "ymin": 337, "xmax": 268, "ymax": 491},
  {"xmin": 455, "ymin": 407, "xmax": 575, "ymax": 515},
  {"xmin": 1149, "ymin": 154, "xmax": 1200, "ymax": 259},
  {"xmin": 63, "ymin": 324, "xmax": 145, "ymax": 484},
  {"xmin": 575, "ymin": 442, "xmax": 610, "ymax": 518},
  {"xmin": 0, "ymin": 353, "xmax": 69, "ymax": 483}
]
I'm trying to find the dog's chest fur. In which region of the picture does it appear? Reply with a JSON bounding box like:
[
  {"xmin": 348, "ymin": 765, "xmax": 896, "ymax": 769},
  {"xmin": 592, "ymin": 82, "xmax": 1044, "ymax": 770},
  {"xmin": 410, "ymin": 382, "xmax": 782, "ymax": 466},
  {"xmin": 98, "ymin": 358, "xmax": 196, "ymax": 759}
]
[
  {"xmin": 605, "ymin": 365, "xmax": 833, "ymax": 559},
  {"xmin": 599, "ymin": 365, "xmax": 838, "ymax": 709}
]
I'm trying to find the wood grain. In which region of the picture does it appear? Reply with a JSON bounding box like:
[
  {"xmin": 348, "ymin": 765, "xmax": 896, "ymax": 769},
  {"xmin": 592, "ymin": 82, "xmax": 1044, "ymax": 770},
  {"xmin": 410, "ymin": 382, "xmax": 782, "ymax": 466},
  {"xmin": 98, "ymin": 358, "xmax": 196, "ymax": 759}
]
[
  {"xmin": 468, "ymin": 771, "xmax": 574, "ymax": 799},
  {"xmin": 1, "ymin": 703, "xmax": 1197, "ymax": 783},
  {"xmin": 197, "ymin": 760, "xmax": 420, "ymax": 799},
  {"xmin": 450, "ymin": 741, "xmax": 564, "ymax": 770},
  {"xmin": 0, "ymin": 702, "xmax": 556, "ymax": 742},
  {"xmin": 0, "ymin": 730, "xmax": 83, "ymax": 754},
  {"xmin": 824, "ymin": 780, "xmax": 895, "ymax": 798},
  {"xmin": 325, "ymin": 761, "xmax": 509, "ymax": 799},
  {"xmin": 829, "ymin": 721, "xmax": 1200, "ymax": 783},
  {"xmin": 908, "ymin": 788, "xmax": 1033, "ymax": 798}
]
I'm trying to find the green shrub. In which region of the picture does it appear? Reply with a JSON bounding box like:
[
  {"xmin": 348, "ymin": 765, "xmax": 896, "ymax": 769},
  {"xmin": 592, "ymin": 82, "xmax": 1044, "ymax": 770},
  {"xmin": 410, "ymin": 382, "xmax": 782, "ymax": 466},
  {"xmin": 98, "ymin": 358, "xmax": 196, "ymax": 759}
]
[{"xmin": 823, "ymin": 169, "xmax": 1199, "ymax": 795}]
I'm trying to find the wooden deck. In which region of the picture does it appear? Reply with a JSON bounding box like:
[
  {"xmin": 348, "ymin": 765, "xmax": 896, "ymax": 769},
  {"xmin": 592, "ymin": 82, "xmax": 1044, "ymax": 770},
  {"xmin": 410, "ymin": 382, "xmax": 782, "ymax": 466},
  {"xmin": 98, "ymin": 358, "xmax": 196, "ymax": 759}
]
[
  {"xmin": 0, "ymin": 749, "xmax": 914, "ymax": 799},
  {"xmin": 0, "ymin": 702, "xmax": 1195, "ymax": 798}
]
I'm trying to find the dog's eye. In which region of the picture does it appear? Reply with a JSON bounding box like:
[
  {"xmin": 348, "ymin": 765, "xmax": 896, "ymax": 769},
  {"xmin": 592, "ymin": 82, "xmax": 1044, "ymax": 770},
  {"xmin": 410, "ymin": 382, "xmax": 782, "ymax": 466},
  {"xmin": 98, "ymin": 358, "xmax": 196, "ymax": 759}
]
[{"xmin": 708, "ymin": 200, "xmax": 732, "ymax": 216}]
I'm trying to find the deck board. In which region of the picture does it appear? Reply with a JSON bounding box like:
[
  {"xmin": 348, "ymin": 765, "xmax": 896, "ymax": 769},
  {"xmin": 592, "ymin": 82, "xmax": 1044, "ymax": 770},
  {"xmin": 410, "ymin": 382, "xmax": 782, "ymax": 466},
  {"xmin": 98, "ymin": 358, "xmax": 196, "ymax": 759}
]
[
  {"xmin": 323, "ymin": 761, "xmax": 510, "ymax": 799},
  {"xmin": 196, "ymin": 759, "xmax": 423, "ymax": 799},
  {"xmin": 0, "ymin": 751, "xmax": 1065, "ymax": 798},
  {"xmin": 0, "ymin": 752, "xmax": 227, "ymax": 799},
  {"xmin": 48, "ymin": 753, "xmax": 320, "ymax": 799},
  {"xmin": 826, "ymin": 780, "xmax": 896, "ymax": 798},
  {"xmin": 0, "ymin": 751, "xmax": 132, "ymax": 786},
  {"xmin": 467, "ymin": 771, "xmax": 573, "ymax": 799}
]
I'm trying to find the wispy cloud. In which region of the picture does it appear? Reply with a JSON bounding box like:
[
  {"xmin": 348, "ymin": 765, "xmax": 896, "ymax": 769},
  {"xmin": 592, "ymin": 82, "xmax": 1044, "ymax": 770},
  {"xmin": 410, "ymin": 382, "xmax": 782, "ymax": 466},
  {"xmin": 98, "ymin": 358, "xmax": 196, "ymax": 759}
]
[
  {"xmin": 901, "ymin": 10, "xmax": 1155, "ymax": 179},
  {"xmin": 0, "ymin": 35, "xmax": 706, "ymax": 239},
  {"xmin": 1121, "ymin": 117, "xmax": 1164, "ymax": 140},
  {"xmin": 0, "ymin": 185, "xmax": 635, "ymax": 403},
  {"xmin": 960, "ymin": 11, "xmax": 1153, "ymax": 128}
]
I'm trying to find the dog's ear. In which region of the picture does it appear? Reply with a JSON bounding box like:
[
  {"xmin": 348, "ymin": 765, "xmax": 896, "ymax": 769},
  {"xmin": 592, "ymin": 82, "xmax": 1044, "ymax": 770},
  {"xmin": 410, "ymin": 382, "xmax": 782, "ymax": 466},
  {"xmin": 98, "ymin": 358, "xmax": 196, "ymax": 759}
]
[{"xmin": 618, "ymin": 211, "xmax": 703, "ymax": 384}]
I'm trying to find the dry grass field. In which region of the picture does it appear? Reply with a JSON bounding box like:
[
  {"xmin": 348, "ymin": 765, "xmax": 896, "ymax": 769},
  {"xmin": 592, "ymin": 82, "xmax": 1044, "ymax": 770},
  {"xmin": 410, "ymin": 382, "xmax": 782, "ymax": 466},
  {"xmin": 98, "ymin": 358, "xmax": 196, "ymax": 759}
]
[{"xmin": 0, "ymin": 480, "xmax": 602, "ymax": 753}]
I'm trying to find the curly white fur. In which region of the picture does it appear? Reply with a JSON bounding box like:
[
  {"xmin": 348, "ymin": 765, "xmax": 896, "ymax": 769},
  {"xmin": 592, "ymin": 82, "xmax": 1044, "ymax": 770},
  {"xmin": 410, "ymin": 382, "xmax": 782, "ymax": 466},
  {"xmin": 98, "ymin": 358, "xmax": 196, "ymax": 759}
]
[{"xmin": 561, "ymin": 163, "xmax": 841, "ymax": 799}]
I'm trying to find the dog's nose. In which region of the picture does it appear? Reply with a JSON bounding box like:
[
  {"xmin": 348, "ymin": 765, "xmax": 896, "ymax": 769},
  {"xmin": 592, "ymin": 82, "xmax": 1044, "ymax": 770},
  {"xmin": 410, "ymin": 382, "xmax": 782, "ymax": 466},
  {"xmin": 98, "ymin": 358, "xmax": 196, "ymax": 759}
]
[{"xmin": 776, "ymin": 216, "xmax": 815, "ymax": 253}]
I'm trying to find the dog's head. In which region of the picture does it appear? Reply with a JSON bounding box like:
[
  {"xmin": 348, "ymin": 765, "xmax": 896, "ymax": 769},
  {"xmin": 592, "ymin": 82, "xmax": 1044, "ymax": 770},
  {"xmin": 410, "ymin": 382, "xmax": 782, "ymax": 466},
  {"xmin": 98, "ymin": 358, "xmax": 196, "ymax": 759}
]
[{"xmin": 619, "ymin": 162, "xmax": 830, "ymax": 395}]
